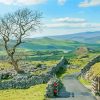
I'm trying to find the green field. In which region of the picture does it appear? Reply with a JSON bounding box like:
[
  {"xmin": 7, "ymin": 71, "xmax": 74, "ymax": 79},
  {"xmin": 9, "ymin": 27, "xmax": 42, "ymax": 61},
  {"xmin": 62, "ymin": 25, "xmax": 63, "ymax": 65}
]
[
  {"xmin": 0, "ymin": 84, "xmax": 47, "ymax": 100},
  {"xmin": 0, "ymin": 37, "xmax": 100, "ymax": 100}
]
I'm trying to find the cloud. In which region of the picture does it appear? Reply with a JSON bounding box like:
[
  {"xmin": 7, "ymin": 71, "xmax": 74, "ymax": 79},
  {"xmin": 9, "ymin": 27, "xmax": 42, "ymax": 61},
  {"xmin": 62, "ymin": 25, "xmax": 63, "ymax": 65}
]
[
  {"xmin": 52, "ymin": 17, "xmax": 86, "ymax": 23},
  {"xmin": 46, "ymin": 23, "xmax": 88, "ymax": 28},
  {"xmin": 17, "ymin": 0, "xmax": 47, "ymax": 5},
  {"xmin": 58, "ymin": 0, "xmax": 67, "ymax": 5},
  {"xmin": 32, "ymin": 17, "xmax": 100, "ymax": 37},
  {"xmin": 46, "ymin": 22, "xmax": 100, "ymax": 28},
  {"xmin": 79, "ymin": 0, "xmax": 100, "ymax": 7},
  {"xmin": 0, "ymin": 0, "xmax": 47, "ymax": 5},
  {"xmin": 45, "ymin": 17, "xmax": 100, "ymax": 29},
  {"xmin": 0, "ymin": 0, "xmax": 13, "ymax": 5}
]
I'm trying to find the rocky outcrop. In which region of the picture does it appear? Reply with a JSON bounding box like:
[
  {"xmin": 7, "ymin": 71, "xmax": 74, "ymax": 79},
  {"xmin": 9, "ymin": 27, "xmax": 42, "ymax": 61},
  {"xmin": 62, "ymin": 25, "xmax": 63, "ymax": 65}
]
[{"xmin": 76, "ymin": 46, "xmax": 89, "ymax": 55}]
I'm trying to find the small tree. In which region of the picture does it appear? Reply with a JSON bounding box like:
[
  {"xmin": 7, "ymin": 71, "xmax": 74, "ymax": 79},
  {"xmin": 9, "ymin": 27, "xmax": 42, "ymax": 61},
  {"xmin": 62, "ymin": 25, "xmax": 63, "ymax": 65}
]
[{"xmin": 0, "ymin": 8, "xmax": 42, "ymax": 73}]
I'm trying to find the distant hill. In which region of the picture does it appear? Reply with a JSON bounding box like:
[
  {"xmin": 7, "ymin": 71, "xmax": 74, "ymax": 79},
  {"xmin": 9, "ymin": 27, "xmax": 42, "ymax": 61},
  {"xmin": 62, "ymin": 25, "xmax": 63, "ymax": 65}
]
[
  {"xmin": 0, "ymin": 31, "xmax": 100, "ymax": 51},
  {"xmin": 49, "ymin": 31, "xmax": 100, "ymax": 44},
  {"xmin": 19, "ymin": 37, "xmax": 100, "ymax": 51},
  {"xmin": 20, "ymin": 37, "xmax": 83, "ymax": 51}
]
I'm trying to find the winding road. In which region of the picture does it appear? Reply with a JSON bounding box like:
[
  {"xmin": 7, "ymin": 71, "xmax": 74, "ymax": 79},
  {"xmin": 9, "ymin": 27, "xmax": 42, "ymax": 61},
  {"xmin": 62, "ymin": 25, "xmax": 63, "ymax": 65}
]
[{"xmin": 50, "ymin": 73, "xmax": 96, "ymax": 100}]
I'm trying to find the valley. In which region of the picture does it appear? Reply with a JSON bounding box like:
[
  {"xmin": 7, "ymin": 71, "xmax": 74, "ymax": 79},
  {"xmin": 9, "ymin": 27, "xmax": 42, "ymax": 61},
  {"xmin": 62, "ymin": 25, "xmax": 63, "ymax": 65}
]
[{"xmin": 0, "ymin": 31, "xmax": 100, "ymax": 100}]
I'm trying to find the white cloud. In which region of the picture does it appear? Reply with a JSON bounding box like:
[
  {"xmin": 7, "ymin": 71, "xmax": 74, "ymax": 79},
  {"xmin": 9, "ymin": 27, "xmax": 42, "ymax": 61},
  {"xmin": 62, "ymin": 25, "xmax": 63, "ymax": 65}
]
[
  {"xmin": 17, "ymin": 0, "xmax": 47, "ymax": 5},
  {"xmin": 52, "ymin": 17, "xmax": 86, "ymax": 23},
  {"xmin": 46, "ymin": 23, "xmax": 88, "ymax": 28},
  {"xmin": 33, "ymin": 17, "xmax": 100, "ymax": 37},
  {"xmin": 79, "ymin": 0, "xmax": 100, "ymax": 7},
  {"xmin": 58, "ymin": 0, "xmax": 67, "ymax": 5},
  {"xmin": 0, "ymin": 0, "xmax": 13, "ymax": 5},
  {"xmin": 46, "ymin": 22, "xmax": 100, "ymax": 28},
  {"xmin": 0, "ymin": 0, "xmax": 47, "ymax": 5},
  {"xmin": 45, "ymin": 17, "xmax": 100, "ymax": 29}
]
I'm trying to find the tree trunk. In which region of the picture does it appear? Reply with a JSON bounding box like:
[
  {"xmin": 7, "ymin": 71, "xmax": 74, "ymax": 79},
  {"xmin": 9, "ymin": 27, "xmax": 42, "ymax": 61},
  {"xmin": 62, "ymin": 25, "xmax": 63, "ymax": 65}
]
[
  {"xmin": 10, "ymin": 55, "xmax": 24, "ymax": 73},
  {"xmin": 12, "ymin": 60, "xmax": 20, "ymax": 72}
]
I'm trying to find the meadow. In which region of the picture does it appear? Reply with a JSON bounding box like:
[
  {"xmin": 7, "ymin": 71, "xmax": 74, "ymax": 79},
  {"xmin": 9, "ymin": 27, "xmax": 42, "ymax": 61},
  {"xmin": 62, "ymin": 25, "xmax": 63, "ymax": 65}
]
[{"xmin": 0, "ymin": 84, "xmax": 47, "ymax": 100}]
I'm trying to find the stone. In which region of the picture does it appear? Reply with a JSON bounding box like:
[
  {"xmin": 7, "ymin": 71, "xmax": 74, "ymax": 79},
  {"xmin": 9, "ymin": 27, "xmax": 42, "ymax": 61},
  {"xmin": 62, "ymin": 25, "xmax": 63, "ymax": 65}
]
[{"xmin": 0, "ymin": 56, "xmax": 67, "ymax": 89}]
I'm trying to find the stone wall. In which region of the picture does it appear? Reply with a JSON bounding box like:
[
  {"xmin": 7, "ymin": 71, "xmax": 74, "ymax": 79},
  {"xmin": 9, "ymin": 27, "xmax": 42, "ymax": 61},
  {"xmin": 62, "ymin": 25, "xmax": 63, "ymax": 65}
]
[
  {"xmin": 81, "ymin": 55, "xmax": 100, "ymax": 75},
  {"xmin": 0, "ymin": 57, "xmax": 67, "ymax": 89},
  {"xmin": 92, "ymin": 76, "xmax": 100, "ymax": 94}
]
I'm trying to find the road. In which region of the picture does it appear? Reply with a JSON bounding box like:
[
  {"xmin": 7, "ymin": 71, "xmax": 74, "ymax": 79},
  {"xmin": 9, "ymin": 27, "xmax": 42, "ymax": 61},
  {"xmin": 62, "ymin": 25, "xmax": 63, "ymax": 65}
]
[{"xmin": 50, "ymin": 73, "xmax": 96, "ymax": 100}]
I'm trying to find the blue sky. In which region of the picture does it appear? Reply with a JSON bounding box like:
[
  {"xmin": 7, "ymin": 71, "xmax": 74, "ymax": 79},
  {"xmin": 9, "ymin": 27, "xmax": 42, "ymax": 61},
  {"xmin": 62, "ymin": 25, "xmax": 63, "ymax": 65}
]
[{"xmin": 0, "ymin": 0, "xmax": 100, "ymax": 37}]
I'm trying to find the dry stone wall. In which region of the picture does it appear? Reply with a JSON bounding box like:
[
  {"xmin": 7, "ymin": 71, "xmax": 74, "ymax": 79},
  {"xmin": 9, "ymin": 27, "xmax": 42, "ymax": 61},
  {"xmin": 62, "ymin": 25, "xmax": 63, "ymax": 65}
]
[{"xmin": 0, "ymin": 57, "xmax": 67, "ymax": 89}]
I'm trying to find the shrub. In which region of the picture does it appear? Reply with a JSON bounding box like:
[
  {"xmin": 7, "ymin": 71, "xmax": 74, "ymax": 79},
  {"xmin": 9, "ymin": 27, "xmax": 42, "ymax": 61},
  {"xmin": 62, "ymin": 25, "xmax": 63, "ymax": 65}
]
[
  {"xmin": 0, "ymin": 72, "xmax": 12, "ymax": 80},
  {"xmin": 36, "ymin": 63, "xmax": 42, "ymax": 68},
  {"xmin": 45, "ymin": 76, "xmax": 63, "ymax": 98}
]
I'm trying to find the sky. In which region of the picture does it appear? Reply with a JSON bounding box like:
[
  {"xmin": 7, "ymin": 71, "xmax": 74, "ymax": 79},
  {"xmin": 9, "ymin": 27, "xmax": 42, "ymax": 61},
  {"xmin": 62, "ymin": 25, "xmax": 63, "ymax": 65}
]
[{"xmin": 0, "ymin": 0, "xmax": 100, "ymax": 37}]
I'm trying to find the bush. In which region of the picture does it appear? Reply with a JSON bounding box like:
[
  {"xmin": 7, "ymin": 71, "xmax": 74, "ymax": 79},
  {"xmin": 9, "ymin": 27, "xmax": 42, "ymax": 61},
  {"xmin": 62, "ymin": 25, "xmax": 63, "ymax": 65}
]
[
  {"xmin": 36, "ymin": 63, "xmax": 42, "ymax": 68},
  {"xmin": 95, "ymin": 92, "xmax": 100, "ymax": 96},
  {"xmin": 56, "ymin": 67, "xmax": 66, "ymax": 77},
  {"xmin": 0, "ymin": 72, "xmax": 12, "ymax": 80},
  {"xmin": 45, "ymin": 76, "xmax": 63, "ymax": 98}
]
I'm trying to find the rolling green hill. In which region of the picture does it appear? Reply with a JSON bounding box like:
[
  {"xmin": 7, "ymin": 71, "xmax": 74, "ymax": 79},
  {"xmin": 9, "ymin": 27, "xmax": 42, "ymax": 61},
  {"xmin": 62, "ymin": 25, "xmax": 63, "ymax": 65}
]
[
  {"xmin": 0, "ymin": 37, "xmax": 99, "ymax": 52},
  {"xmin": 18, "ymin": 37, "xmax": 100, "ymax": 51},
  {"xmin": 0, "ymin": 31, "xmax": 100, "ymax": 52}
]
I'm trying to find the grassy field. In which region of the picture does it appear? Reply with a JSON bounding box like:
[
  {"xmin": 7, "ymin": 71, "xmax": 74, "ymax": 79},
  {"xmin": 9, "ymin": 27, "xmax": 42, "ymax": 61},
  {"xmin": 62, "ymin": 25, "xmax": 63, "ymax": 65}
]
[
  {"xmin": 0, "ymin": 61, "xmax": 12, "ymax": 69},
  {"xmin": 0, "ymin": 84, "xmax": 47, "ymax": 100},
  {"xmin": 88, "ymin": 62, "xmax": 100, "ymax": 79},
  {"xmin": 59, "ymin": 68, "xmax": 80, "ymax": 79},
  {"xmin": 69, "ymin": 52, "xmax": 99, "ymax": 68},
  {"xmin": 31, "ymin": 60, "xmax": 59, "ymax": 67},
  {"xmin": 78, "ymin": 76, "xmax": 91, "ymax": 86},
  {"xmin": 90, "ymin": 62, "xmax": 100, "ymax": 75}
]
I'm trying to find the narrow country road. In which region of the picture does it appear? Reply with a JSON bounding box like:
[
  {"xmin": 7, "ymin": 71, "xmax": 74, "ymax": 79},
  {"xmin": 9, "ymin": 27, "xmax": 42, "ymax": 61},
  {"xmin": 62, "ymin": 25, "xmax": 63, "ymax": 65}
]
[{"xmin": 50, "ymin": 73, "xmax": 96, "ymax": 100}]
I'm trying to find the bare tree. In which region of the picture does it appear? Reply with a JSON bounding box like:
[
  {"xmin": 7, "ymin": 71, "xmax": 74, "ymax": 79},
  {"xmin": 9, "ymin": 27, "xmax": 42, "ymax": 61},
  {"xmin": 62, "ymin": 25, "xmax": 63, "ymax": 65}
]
[{"xmin": 0, "ymin": 8, "xmax": 42, "ymax": 73}]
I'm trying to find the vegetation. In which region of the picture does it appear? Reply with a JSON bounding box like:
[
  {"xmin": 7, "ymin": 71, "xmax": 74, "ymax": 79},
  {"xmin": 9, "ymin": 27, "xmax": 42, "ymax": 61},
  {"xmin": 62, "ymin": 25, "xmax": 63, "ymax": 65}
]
[
  {"xmin": 0, "ymin": 61, "xmax": 11, "ymax": 69},
  {"xmin": 69, "ymin": 52, "xmax": 99, "ymax": 68},
  {"xmin": 0, "ymin": 8, "xmax": 42, "ymax": 73},
  {"xmin": 0, "ymin": 36, "xmax": 100, "ymax": 99},
  {"xmin": 59, "ymin": 68, "xmax": 80, "ymax": 79},
  {"xmin": 31, "ymin": 60, "xmax": 59, "ymax": 67},
  {"xmin": 78, "ymin": 76, "xmax": 91, "ymax": 86},
  {"xmin": 0, "ymin": 84, "xmax": 46, "ymax": 100},
  {"xmin": 46, "ymin": 76, "xmax": 63, "ymax": 97},
  {"xmin": 87, "ymin": 62, "xmax": 100, "ymax": 79}
]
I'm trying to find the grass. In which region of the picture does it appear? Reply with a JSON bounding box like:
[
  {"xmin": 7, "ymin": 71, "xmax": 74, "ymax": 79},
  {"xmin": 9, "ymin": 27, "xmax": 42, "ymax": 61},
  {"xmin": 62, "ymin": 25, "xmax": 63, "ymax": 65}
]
[
  {"xmin": 69, "ymin": 52, "xmax": 99, "ymax": 69},
  {"xmin": 30, "ymin": 60, "xmax": 59, "ymax": 75},
  {"xmin": 31, "ymin": 69, "xmax": 48, "ymax": 75},
  {"xmin": 78, "ymin": 76, "xmax": 91, "ymax": 86},
  {"xmin": 0, "ymin": 61, "xmax": 11, "ymax": 69},
  {"xmin": 87, "ymin": 62, "xmax": 100, "ymax": 79},
  {"xmin": 90, "ymin": 62, "xmax": 100, "ymax": 76},
  {"xmin": 70, "ymin": 58, "xmax": 88, "ymax": 68},
  {"xmin": 0, "ymin": 84, "xmax": 47, "ymax": 100},
  {"xmin": 0, "ymin": 51, "xmax": 99, "ymax": 100},
  {"xmin": 66, "ymin": 68, "xmax": 80, "ymax": 75},
  {"xmin": 59, "ymin": 68, "xmax": 80, "ymax": 79},
  {"xmin": 31, "ymin": 60, "xmax": 59, "ymax": 67}
]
